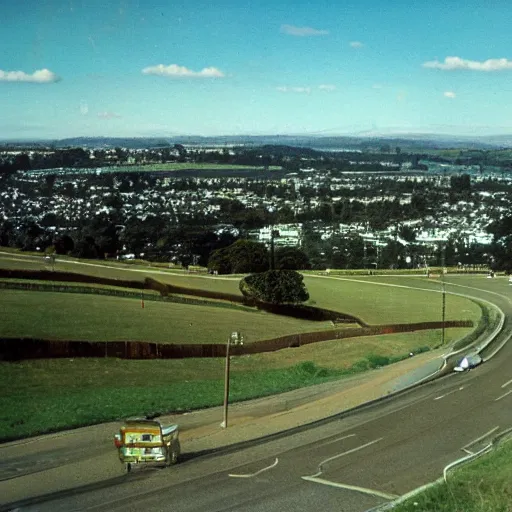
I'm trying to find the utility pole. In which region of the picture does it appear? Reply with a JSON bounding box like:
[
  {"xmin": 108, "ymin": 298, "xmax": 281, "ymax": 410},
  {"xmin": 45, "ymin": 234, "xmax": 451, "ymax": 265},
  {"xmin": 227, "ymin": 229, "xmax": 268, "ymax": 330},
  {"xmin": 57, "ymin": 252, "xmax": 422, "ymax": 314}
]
[
  {"xmin": 222, "ymin": 335, "xmax": 231, "ymax": 428},
  {"xmin": 441, "ymin": 244, "xmax": 446, "ymax": 345}
]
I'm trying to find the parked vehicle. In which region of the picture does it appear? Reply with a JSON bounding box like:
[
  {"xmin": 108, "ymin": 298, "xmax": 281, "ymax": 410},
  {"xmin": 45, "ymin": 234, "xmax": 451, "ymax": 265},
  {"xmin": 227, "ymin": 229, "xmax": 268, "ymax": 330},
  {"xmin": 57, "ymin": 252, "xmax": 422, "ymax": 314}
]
[{"xmin": 114, "ymin": 419, "xmax": 180, "ymax": 472}]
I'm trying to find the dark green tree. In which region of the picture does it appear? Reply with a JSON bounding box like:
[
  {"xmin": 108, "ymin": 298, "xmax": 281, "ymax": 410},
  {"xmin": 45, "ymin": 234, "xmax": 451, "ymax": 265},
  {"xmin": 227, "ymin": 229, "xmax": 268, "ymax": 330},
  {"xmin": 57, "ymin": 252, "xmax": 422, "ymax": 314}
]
[{"xmin": 240, "ymin": 270, "xmax": 309, "ymax": 304}]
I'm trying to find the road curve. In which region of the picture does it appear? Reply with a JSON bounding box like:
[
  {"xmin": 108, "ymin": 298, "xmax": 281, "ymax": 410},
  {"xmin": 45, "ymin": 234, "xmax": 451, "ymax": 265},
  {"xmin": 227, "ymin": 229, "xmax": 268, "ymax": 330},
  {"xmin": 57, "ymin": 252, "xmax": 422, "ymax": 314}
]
[{"xmin": 2, "ymin": 274, "xmax": 512, "ymax": 512}]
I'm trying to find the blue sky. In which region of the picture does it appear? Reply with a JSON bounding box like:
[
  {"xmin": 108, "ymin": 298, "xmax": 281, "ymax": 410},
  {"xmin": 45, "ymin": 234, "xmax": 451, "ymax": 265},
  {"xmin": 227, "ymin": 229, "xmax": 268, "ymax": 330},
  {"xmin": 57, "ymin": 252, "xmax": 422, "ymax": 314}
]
[{"xmin": 2, "ymin": 0, "xmax": 512, "ymax": 139}]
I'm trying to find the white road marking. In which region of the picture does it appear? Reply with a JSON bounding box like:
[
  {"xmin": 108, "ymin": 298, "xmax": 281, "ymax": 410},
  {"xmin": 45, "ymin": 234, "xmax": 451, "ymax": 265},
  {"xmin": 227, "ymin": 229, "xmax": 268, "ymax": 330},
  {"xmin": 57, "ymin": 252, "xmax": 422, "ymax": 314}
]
[
  {"xmin": 434, "ymin": 386, "xmax": 465, "ymax": 401},
  {"xmin": 307, "ymin": 438, "xmax": 383, "ymax": 478},
  {"xmin": 501, "ymin": 378, "xmax": 512, "ymax": 389},
  {"xmin": 302, "ymin": 476, "xmax": 399, "ymax": 500},
  {"xmin": 228, "ymin": 458, "xmax": 279, "ymax": 478},
  {"xmin": 316, "ymin": 434, "xmax": 356, "ymax": 449},
  {"xmin": 495, "ymin": 389, "xmax": 512, "ymax": 402},
  {"xmin": 462, "ymin": 426, "xmax": 500, "ymax": 450}
]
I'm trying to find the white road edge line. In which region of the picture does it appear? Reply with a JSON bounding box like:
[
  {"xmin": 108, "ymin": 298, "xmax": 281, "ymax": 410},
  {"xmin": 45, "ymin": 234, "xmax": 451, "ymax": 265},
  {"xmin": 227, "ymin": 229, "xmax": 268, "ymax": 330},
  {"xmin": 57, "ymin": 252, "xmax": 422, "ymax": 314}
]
[
  {"xmin": 462, "ymin": 426, "xmax": 500, "ymax": 450},
  {"xmin": 306, "ymin": 438, "xmax": 383, "ymax": 479},
  {"xmin": 501, "ymin": 378, "xmax": 512, "ymax": 389},
  {"xmin": 302, "ymin": 476, "xmax": 399, "ymax": 500},
  {"xmin": 228, "ymin": 458, "xmax": 279, "ymax": 478},
  {"xmin": 495, "ymin": 389, "xmax": 512, "ymax": 402}
]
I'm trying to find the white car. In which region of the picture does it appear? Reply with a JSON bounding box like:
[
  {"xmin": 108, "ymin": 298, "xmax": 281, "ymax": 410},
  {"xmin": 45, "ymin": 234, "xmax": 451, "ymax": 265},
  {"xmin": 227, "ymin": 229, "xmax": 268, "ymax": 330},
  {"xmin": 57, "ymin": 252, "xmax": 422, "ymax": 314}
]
[{"xmin": 454, "ymin": 353, "xmax": 482, "ymax": 372}]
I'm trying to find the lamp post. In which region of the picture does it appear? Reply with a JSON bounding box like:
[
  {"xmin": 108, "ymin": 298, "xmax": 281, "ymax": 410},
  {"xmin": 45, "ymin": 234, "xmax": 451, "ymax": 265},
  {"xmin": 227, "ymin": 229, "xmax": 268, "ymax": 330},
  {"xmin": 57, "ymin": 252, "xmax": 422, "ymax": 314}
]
[
  {"xmin": 441, "ymin": 244, "xmax": 446, "ymax": 345},
  {"xmin": 222, "ymin": 331, "xmax": 243, "ymax": 428}
]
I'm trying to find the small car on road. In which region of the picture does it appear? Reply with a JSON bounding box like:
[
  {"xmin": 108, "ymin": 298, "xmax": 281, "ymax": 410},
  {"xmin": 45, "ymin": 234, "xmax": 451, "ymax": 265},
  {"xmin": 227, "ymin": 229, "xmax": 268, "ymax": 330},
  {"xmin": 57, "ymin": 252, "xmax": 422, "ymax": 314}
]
[
  {"xmin": 454, "ymin": 353, "xmax": 482, "ymax": 372},
  {"xmin": 114, "ymin": 419, "xmax": 180, "ymax": 472}
]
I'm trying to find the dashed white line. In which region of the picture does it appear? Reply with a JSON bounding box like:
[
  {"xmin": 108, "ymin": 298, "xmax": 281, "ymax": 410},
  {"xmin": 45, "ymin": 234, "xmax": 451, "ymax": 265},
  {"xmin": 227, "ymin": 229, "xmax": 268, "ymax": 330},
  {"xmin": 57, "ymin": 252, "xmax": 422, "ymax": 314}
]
[
  {"xmin": 434, "ymin": 386, "xmax": 465, "ymax": 401},
  {"xmin": 228, "ymin": 458, "xmax": 279, "ymax": 478},
  {"xmin": 501, "ymin": 378, "xmax": 512, "ymax": 389},
  {"xmin": 495, "ymin": 389, "xmax": 512, "ymax": 402},
  {"xmin": 316, "ymin": 434, "xmax": 356, "ymax": 449}
]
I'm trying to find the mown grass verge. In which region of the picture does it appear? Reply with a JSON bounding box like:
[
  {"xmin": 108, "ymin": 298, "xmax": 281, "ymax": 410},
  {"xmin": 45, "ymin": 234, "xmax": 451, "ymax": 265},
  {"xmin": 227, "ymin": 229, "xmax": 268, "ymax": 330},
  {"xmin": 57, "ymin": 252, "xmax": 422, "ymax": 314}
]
[{"xmin": 393, "ymin": 438, "xmax": 512, "ymax": 512}]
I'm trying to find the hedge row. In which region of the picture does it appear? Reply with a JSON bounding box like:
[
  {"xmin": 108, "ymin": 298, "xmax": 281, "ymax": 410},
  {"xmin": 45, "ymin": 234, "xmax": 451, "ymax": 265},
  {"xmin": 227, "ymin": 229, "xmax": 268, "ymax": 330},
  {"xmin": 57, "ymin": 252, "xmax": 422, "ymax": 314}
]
[
  {"xmin": 0, "ymin": 320, "xmax": 473, "ymax": 361},
  {"xmin": 143, "ymin": 276, "xmax": 244, "ymax": 303}
]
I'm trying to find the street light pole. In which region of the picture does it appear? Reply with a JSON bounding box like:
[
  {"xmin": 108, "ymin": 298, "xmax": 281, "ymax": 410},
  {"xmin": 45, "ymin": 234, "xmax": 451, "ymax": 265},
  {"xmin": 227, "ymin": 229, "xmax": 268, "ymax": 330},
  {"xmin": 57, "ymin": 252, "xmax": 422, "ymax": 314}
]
[
  {"xmin": 222, "ymin": 333, "xmax": 232, "ymax": 429},
  {"xmin": 441, "ymin": 245, "xmax": 446, "ymax": 345}
]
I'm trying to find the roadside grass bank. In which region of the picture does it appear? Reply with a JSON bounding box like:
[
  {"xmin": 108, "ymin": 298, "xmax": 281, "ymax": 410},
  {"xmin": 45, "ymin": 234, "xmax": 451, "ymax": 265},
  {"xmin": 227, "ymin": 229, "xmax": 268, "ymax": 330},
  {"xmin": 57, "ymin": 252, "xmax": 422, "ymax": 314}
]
[
  {"xmin": 0, "ymin": 328, "xmax": 464, "ymax": 442},
  {"xmin": 393, "ymin": 439, "xmax": 512, "ymax": 512}
]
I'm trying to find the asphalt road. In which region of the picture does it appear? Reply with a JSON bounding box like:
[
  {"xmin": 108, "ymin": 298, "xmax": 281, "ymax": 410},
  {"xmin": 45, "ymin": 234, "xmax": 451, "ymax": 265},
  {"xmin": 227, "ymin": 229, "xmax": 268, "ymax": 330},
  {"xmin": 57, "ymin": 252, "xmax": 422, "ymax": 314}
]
[{"xmin": 2, "ymin": 273, "xmax": 512, "ymax": 512}]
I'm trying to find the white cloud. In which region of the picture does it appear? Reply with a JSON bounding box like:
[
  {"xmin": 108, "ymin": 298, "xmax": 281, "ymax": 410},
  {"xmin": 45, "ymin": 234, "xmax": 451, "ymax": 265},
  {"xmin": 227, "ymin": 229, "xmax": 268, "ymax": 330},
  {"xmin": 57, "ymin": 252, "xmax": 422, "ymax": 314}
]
[
  {"xmin": 0, "ymin": 68, "xmax": 61, "ymax": 83},
  {"xmin": 280, "ymin": 24, "xmax": 329, "ymax": 37},
  {"xmin": 80, "ymin": 100, "xmax": 89, "ymax": 116},
  {"xmin": 141, "ymin": 64, "xmax": 225, "ymax": 78},
  {"xmin": 423, "ymin": 56, "xmax": 512, "ymax": 72},
  {"xmin": 97, "ymin": 111, "xmax": 122, "ymax": 119},
  {"xmin": 277, "ymin": 86, "xmax": 311, "ymax": 94},
  {"xmin": 349, "ymin": 41, "xmax": 364, "ymax": 48},
  {"xmin": 444, "ymin": 91, "xmax": 456, "ymax": 98},
  {"xmin": 318, "ymin": 84, "xmax": 336, "ymax": 91}
]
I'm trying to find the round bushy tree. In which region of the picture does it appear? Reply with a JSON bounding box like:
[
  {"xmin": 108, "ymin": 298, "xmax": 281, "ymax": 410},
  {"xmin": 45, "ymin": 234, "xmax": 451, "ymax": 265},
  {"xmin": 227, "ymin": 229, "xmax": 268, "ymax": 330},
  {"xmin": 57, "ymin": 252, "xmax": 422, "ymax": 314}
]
[{"xmin": 240, "ymin": 269, "xmax": 309, "ymax": 304}]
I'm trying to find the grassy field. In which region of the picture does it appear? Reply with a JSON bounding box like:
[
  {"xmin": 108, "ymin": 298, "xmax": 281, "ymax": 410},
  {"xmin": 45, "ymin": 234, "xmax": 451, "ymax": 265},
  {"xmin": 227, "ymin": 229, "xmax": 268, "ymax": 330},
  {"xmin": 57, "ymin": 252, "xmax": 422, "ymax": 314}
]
[
  {"xmin": 109, "ymin": 163, "xmax": 283, "ymax": 172},
  {"xmin": 0, "ymin": 253, "xmax": 243, "ymax": 294},
  {"xmin": 0, "ymin": 253, "xmax": 483, "ymax": 441},
  {"xmin": 0, "ymin": 289, "xmax": 335, "ymax": 343},
  {"xmin": 0, "ymin": 254, "xmax": 481, "ymax": 325},
  {"xmin": 0, "ymin": 328, "xmax": 464, "ymax": 441},
  {"xmin": 303, "ymin": 275, "xmax": 482, "ymax": 324},
  {"xmin": 394, "ymin": 439, "xmax": 512, "ymax": 512}
]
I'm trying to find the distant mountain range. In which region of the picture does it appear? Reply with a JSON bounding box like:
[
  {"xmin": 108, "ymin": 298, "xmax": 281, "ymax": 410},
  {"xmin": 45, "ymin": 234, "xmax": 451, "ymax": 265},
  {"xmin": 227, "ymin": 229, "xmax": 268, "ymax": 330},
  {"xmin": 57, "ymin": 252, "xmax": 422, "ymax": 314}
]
[{"xmin": 2, "ymin": 133, "xmax": 512, "ymax": 150}]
